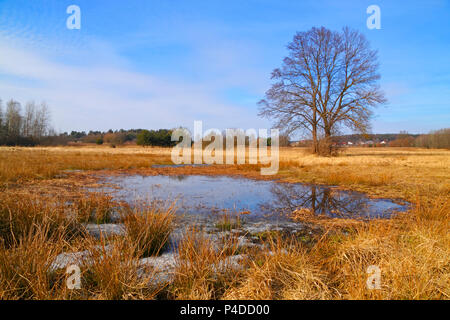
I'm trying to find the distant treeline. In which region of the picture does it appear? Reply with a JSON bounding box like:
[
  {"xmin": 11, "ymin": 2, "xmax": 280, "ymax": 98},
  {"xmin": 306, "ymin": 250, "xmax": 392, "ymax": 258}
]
[
  {"xmin": 50, "ymin": 129, "xmax": 177, "ymax": 147},
  {"xmin": 374, "ymin": 130, "xmax": 450, "ymax": 149},
  {"xmin": 0, "ymin": 98, "xmax": 179, "ymax": 147},
  {"xmin": 331, "ymin": 133, "xmax": 419, "ymax": 145},
  {"xmin": 322, "ymin": 130, "xmax": 450, "ymax": 149},
  {"xmin": 136, "ymin": 129, "xmax": 176, "ymax": 147},
  {"xmin": 1, "ymin": 98, "xmax": 448, "ymax": 149},
  {"xmin": 413, "ymin": 128, "xmax": 450, "ymax": 149}
]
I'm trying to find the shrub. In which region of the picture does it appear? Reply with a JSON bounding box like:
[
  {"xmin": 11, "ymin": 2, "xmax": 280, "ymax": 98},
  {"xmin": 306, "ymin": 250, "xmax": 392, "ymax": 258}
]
[{"xmin": 312, "ymin": 137, "xmax": 342, "ymax": 156}]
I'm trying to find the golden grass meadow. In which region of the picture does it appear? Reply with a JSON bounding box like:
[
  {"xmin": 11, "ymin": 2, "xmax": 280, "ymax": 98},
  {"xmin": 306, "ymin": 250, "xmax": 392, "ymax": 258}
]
[{"xmin": 0, "ymin": 145, "xmax": 449, "ymax": 300}]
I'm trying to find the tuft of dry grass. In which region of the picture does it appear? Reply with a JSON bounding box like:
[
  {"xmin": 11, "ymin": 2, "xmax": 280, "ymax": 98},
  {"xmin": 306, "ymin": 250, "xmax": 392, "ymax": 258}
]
[
  {"xmin": 0, "ymin": 192, "xmax": 85, "ymax": 248},
  {"xmin": 0, "ymin": 197, "xmax": 174, "ymax": 300},
  {"xmin": 223, "ymin": 237, "xmax": 331, "ymax": 300},
  {"xmin": 169, "ymin": 229, "xmax": 242, "ymax": 300},
  {"xmin": 73, "ymin": 192, "xmax": 116, "ymax": 224},
  {"xmin": 79, "ymin": 238, "xmax": 161, "ymax": 300},
  {"xmin": 122, "ymin": 203, "xmax": 176, "ymax": 257},
  {"xmin": 0, "ymin": 224, "xmax": 69, "ymax": 300},
  {"xmin": 215, "ymin": 213, "xmax": 242, "ymax": 231}
]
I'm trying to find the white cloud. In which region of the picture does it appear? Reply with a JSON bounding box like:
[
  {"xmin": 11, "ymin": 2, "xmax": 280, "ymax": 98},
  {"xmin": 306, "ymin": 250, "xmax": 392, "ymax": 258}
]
[{"xmin": 0, "ymin": 37, "xmax": 269, "ymax": 132}]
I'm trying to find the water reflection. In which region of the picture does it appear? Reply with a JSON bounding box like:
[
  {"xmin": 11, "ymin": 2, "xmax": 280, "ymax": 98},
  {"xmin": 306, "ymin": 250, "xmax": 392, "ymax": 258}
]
[
  {"xmin": 169, "ymin": 175, "xmax": 188, "ymax": 182},
  {"xmin": 104, "ymin": 175, "xmax": 408, "ymax": 221},
  {"xmin": 261, "ymin": 184, "xmax": 396, "ymax": 219}
]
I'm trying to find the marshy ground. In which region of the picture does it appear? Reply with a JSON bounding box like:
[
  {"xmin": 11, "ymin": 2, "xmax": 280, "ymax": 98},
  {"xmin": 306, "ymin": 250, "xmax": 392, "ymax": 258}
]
[{"xmin": 0, "ymin": 146, "xmax": 448, "ymax": 299}]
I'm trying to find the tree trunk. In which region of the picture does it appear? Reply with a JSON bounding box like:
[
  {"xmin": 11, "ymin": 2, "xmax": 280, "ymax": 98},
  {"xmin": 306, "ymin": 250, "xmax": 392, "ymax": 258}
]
[
  {"xmin": 312, "ymin": 107, "xmax": 319, "ymax": 154},
  {"xmin": 324, "ymin": 127, "xmax": 332, "ymax": 155},
  {"xmin": 310, "ymin": 186, "xmax": 317, "ymax": 214},
  {"xmin": 312, "ymin": 125, "xmax": 318, "ymax": 154}
]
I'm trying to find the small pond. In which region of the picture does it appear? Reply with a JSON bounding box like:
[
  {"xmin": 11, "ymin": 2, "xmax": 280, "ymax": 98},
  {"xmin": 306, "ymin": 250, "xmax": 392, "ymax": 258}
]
[{"xmin": 102, "ymin": 175, "xmax": 409, "ymax": 224}]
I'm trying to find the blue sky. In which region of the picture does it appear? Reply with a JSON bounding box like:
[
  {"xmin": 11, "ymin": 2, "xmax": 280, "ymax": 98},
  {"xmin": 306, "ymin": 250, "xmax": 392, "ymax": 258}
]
[{"xmin": 0, "ymin": 0, "xmax": 448, "ymax": 134}]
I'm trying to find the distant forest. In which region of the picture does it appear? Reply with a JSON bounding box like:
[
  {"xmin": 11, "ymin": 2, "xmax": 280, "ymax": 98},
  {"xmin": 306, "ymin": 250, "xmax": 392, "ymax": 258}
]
[
  {"xmin": 0, "ymin": 98, "xmax": 449, "ymax": 149},
  {"xmin": 41, "ymin": 129, "xmax": 176, "ymax": 147}
]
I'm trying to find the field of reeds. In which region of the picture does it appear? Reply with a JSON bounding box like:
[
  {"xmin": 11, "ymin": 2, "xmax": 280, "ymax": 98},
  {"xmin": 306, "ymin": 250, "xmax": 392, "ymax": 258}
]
[{"xmin": 0, "ymin": 145, "xmax": 448, "ymax": 300}]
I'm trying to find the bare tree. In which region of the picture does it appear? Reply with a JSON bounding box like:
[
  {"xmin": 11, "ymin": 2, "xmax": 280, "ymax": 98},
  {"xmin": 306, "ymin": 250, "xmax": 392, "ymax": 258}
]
[
  {"xmin": 259, "ymin": 27, "xmax": 386, "ymax": 155},
  {"xmin": 258, "ymin": 28, "xmax": 321, "ymax": 152},
  {"xmin": 23, "ymin": 101, "xmax": 36, "ymax": 138},
  {"xmin": 5, "ymin": 99, "xmax": 22, "ymax": 140},
  {"xmin": 32, "ymin": 102, "xmax": 51, "ymax": 139}
]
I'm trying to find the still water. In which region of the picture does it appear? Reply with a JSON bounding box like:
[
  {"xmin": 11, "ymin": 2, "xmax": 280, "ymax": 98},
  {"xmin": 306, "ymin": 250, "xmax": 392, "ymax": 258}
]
[{"xmin": 103, "ymin": 175, "xmax": 409, "ymax": 221}]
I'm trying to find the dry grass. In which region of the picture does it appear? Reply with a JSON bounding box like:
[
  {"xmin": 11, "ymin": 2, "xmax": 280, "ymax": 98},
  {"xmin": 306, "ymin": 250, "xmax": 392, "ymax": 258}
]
[
  {"xmin": 318, "ymin": 193, "xmax": 449, "ymax": 299},
  {"xmin": 0, "ymin": 145, "xmax": 448, "ymax": 300},
  {"xmin": 122, "ymin": 203, "xmax": 176, "ymax": 257},
  {"xmin": 0, "ymin": 192, "xmax": 85, "ymax": 248},
  {"xmin": 0, "ymin": 224, "xmax": 67, "ymax": 300},
  {"xmin": 0, "ymin": 146, "xmax": 172, "ymax": 184},
  {"xmin": 277, "ymin": 147, "xmax": 450, "ymax": 200},
  {"xmin": 224, "ymin": 192, "xmax": 449, "ymax": 300},
  {"xmin": 79, "ymin": 238, "xmax": 161, "ymax": 300},
  {"xmin": 73, "ymin": 192, "xmax": 117, "ymax": 224},
  {"xmin": 169, "ymin": 229, "xmax": 242, "ymax": 300},
  {"xmin": 1, "ymin": 145, "xmax": 448, "ymax": 201},
  {"xmin": 223, "ymin": 237, "xmax": 331, "ymax": 300},
  {"xmin": 215, "ymin": 213, "xmax": 242, "ymax": 231},
  {"xmin": 0, "ymin": 193, "xmax": 173, "ymax": 300}
]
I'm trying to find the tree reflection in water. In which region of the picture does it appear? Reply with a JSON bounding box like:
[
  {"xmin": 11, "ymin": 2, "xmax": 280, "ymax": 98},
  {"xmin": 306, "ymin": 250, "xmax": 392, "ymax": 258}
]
[{"xmin": 260, "ymin": 184, "xmax": 394, "ymax": 219}]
